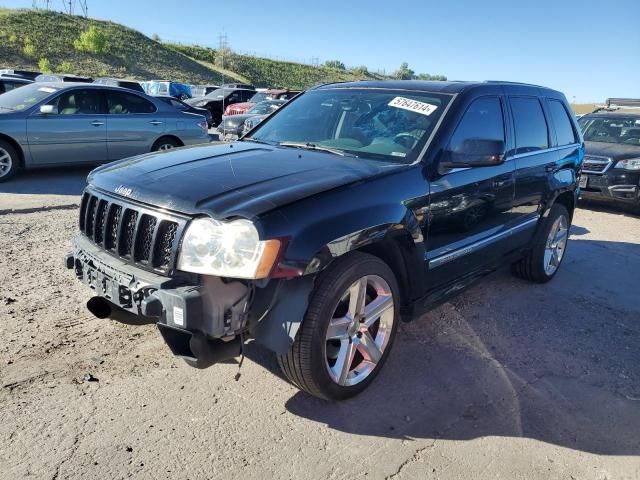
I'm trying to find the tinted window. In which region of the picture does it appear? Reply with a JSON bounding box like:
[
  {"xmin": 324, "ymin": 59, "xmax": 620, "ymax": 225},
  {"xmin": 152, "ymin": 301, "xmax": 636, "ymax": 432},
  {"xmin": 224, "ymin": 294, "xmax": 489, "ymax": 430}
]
[
  {"xmin": 510, "ymin": 97, "xmax": 549, "ymax": 153},
  {"xmin": 47, "ymin": 89, "xmax": 104, "ymax": 115},
  {"xmin": 3, "ymin": 80, "xmax": 26, "ymax": 93},
  {"xmin": 106, "ymin": 91, "xmax": 156, "ymax": 114},
  {"xmin": 548, "ymin": 100, "xmax": 576, "ymax": 146},
  {"xmin": 449, "ymin": 97, "xmax": 505, "ymax": 153}
]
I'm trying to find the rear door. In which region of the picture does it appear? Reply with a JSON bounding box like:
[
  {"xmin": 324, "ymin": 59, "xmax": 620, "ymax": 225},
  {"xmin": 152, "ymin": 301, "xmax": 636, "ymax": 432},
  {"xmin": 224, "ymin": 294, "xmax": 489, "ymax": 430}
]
[
  {"xmin": 26, "ymin": 88, "xmax": 108, "ymax": 165},
  {"xmin": 104, "ymin": 90, "xmax": 165, "ymax": 160},
  {"xmin": 425, "ymin": 95, "xmax": 516, "ymax": 287}
]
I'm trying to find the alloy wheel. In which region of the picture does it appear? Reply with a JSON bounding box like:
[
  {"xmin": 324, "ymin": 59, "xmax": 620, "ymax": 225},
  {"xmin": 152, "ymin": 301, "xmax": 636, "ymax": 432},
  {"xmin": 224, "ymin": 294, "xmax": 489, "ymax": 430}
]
[
  {"xmin": 325, "ymin": 275, "xmax": 395, "ymax": 387},
  {"xmin": 0, "ymin": 147, "xmax": 12, "ymax": 178},
  {"xmin": 544, "ymin": 214, "xmax": 568, "ymax": 275}
]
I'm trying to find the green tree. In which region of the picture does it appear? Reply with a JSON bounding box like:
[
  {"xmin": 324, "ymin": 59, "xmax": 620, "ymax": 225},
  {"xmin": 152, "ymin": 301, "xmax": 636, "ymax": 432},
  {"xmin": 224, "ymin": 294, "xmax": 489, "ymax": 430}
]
[
  {"xmin": 38, "ymin": 57, "xmax": 52, "ymax": 73},
  {"xmin": 351, "ymin": 65, "xmax": 368, "ymax": 75},
  {"xmin": 393, "ymin": 62, "xmax": 415, "ymax": 80},
  {"xmin": 73, "ymin": 26, "xmax": 109, "ymax": 54},
  {"xmin": 57, "ymin": 61, "xmax": 73, "ymax": 73},
  {"xmin": 416, "ymin": 73, "xmax": 447, "ymax": 81},
  {"xmin": 324, "ymin": 60, "xmax": 346, "ymax": 70}
]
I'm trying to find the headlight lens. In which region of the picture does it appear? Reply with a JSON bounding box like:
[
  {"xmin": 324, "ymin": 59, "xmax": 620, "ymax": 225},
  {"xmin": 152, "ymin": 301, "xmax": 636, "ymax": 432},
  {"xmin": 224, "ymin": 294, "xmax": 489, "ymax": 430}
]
[
  {"xmin": 177, "ymin": 218, "xmax": 281, "ymax": 279},
  {"xmin": 616, "ymin": 158, "xmax": 640, "ymax": 170}
]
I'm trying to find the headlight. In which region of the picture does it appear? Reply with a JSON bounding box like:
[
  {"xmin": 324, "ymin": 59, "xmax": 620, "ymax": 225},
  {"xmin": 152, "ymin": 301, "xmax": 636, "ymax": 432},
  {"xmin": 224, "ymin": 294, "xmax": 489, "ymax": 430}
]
[
  {"xmin": 177, "ymin": 218, "xmax": 281, "ymax": 279},
  {"xmin": 616, "ymin": 158, "xmax": 640, "ymax": 170}
]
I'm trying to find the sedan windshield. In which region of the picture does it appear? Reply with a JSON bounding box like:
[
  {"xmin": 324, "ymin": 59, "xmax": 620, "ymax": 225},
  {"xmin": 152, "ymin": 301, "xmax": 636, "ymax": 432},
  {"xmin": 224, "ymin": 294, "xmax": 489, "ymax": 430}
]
[
  {"xmin": 0, "ymin": 83, "xmax": 59, "ymax": 112},
  {"xmin": 578, "ymin": 116, "xmax": 640, "ymax": 145},
  {"xmin": 245, "ymin": 88, "xmax": 452, "ymax": 164}
]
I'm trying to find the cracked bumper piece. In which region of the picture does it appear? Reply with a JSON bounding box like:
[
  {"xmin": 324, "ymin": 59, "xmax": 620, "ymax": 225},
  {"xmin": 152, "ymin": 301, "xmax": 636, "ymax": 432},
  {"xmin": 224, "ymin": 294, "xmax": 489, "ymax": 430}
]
[{"xmin": 67, "ymin": 235, "xmax": 249, "ymax": 367}]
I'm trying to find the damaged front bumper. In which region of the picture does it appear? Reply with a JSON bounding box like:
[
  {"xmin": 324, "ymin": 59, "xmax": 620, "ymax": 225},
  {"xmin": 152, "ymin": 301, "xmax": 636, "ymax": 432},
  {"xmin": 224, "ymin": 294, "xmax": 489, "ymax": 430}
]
[{"xmin": 66, "ymin": 235, "xmax": 314, "ymax": 367}]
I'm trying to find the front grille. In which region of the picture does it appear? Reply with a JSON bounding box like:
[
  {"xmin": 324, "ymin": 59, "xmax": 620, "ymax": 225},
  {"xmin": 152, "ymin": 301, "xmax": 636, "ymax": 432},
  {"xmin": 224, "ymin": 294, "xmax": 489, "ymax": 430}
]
[
  {"xmin": 583, "ymin": 155, "xmax": 612, "ymax": 174},
  {"xmin": 79, "ymin": 190, "xmax": 187, "ymax": 273}
]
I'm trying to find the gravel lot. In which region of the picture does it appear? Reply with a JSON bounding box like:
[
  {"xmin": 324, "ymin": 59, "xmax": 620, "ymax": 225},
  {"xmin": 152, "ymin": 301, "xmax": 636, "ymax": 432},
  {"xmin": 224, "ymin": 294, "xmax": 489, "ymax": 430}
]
[{"xmin": 1, "ymin": 168, "xmax": 639, "ymax": 480}]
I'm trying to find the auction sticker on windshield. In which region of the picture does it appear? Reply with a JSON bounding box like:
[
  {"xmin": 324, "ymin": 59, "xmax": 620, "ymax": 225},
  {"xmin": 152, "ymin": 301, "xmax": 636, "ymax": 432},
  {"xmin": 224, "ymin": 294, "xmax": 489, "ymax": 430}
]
[{"xmin": 388, "ymin": 97, "xmax": 438, "ymax": 116}]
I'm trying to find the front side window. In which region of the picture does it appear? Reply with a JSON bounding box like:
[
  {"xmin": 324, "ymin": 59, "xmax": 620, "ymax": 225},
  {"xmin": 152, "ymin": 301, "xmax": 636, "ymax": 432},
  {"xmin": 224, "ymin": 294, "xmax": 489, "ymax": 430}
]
[
  {"xmin": 106, "ymin": 91, "xmax": 156, "ymax": 114},
  {"xmin": 246, "ymin": 88, "xmax": 452, "ymax": 164},
  {"xmin": 578, "ymin": 116, "xmax": 640, "ymax": 145},
  {"xmin": 548, "ymin": 100, "xmax": 577, "ymax": 146},
  {"xmin": 449, "ymin": 97, "xmax": 505, "ymax": 156},
  {"xmin": 46, "ymin": 89, "xmax": 104, "ymax": 115},
  {"xmin": 510, "ymin": 97, "xmax": 549, "ymax": 154}
]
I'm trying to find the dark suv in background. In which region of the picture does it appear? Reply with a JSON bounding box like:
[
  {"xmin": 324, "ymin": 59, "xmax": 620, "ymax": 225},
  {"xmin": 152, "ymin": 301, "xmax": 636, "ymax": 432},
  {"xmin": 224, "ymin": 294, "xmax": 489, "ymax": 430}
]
[
  {"xmin": 578, "ymin": 98, "xmax": 640, "ymax": 210},
  {"xmin": 185, "ymin": 86, "xmax": 256, "ymax": 126},
  {"xmin": 67, "ymin": 80, "xmax": 582, "ymax": 401}
]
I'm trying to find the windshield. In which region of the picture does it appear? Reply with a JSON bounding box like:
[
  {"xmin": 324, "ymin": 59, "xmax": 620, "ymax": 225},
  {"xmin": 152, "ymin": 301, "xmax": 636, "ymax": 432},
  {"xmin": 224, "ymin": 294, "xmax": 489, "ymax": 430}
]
[
  {"xmin": 578, "ymin": 116, "xmax": 640, "ymax": 145},
  {"xmin": 248, "ymin": 100, "xmax": 284, "ymax": 115},
  {"xmin": 245, "ymin": 88, "xmax": 452, "ymax": 163},
  {"xmin": 0, "ymin": 83, "xmax": 59, "ymax": 112},
  {"xmin": 249, "ymin": 92, "xmax": 272, "ymax": 103}
]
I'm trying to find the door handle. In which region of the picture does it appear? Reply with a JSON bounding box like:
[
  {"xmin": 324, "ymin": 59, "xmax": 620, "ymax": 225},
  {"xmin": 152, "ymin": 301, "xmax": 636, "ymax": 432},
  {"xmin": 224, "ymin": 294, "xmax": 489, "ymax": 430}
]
[
  {"xmin": 150, "ymin": 120, "xmax": 163, "ymax": 126},
  {"xmin": 91, "ymin": 121, "xmax": 105, "ymax": 126}
]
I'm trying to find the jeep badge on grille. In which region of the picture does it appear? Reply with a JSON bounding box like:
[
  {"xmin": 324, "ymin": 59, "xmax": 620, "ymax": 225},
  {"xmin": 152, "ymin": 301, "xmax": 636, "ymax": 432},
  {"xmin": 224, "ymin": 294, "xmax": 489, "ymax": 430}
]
[{"xmin": 115, "ymin": 185, "xmax": 133, "ymax": 197}]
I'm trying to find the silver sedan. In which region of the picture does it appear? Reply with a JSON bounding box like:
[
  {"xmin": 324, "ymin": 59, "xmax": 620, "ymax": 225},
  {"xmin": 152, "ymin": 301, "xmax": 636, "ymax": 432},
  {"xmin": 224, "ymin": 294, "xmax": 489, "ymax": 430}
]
[{"xmin": 0, "ymin": 82, "xmax": 211, "ymax": 182}]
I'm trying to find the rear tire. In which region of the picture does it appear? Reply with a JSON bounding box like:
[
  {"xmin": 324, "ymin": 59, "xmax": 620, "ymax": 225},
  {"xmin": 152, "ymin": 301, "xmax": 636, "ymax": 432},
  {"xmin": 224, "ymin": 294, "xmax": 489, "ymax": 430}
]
[
  {"xmin": 0, "ymin": 140, "xmax": 20, "ymax": 183},
  {"xmin": 151, "ymin": 137, "xmax": 181, "ymax": 152},
  {"xmin": 511, "ymin": 204, "xmax": 570, "ymax": 283},
  {"xmin": 277, "ymin": 252, "xmax": 400, "ymax": 401}
]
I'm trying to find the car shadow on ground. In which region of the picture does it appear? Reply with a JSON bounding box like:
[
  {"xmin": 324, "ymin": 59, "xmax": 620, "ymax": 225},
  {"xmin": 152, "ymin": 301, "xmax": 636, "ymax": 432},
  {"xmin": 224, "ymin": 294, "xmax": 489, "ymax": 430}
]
[
  {"xmin": 578, "ymin": 199, "xmax": 640, "ymax": 218},
  {"xmin": 248, "ymin": 238, "xmax": 640, "ymax": 456},
  {"xmin": 0, "ymin": 166, "xmax": 92, "ymax": 196}
]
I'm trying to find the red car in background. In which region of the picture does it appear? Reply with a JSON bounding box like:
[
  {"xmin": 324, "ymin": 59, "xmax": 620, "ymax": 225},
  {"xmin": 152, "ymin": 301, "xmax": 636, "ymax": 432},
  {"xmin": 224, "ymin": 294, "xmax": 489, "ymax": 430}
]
[{"xmin": 223, "ymin": 88, "xmax": 300, "ymax": 115}]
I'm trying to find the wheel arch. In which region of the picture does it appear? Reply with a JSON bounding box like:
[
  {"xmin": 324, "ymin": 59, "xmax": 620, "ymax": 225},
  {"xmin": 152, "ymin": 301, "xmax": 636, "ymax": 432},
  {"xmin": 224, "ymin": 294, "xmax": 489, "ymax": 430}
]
[{"xmin": 151, "ymin": 135, "xmax": 184, "ymax": 151}]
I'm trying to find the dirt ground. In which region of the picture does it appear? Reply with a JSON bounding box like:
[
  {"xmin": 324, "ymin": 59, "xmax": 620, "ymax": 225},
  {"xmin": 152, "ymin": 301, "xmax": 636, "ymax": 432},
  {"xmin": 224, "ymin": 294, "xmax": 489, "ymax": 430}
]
[{"xmin": 1, "ymin": 168, "xmax": 639, "ymax": 480}]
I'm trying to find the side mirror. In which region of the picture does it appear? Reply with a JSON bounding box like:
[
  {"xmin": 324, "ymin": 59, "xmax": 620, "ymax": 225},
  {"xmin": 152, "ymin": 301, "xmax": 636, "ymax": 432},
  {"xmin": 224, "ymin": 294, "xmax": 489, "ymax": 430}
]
[
  {"xmin": 440, "ymin": 139, "xmax": 505, "ymax": 169},
  {"xmin": 39, "ymin": 104, "xmax": 55, "ymax": 115}
]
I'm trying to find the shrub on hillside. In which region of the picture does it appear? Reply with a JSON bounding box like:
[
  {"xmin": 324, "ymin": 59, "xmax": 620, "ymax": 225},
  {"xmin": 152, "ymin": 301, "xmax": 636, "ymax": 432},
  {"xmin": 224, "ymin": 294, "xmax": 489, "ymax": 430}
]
[
  {"xmin": 23, "ymin": 37, "xmax": 36, "ymax": 58},
  {"xmin": 38, "ymin": 57, "xmax": 52, "ymax": 73},
  {"xmin": 73, "ymin": 26, "xmax": 109, "ymax": 54},
  {"xmin": 325, "ymin": 60, "xmax": 346, "ymax": 70},
  {"xmin": 57, "ymin": 61, "xmax": 73, "ymax": 73}
]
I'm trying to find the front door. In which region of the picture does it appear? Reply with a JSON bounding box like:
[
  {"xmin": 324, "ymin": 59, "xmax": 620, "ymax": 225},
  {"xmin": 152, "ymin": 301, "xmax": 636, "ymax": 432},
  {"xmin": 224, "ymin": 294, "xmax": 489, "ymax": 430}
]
[
  {"xmin": 27, "ymin": 88, "xmax": 107, "ymax": 166},
  {"xmin": 424, "ymin": 96, "xmax": 516, "ymax": 288}
]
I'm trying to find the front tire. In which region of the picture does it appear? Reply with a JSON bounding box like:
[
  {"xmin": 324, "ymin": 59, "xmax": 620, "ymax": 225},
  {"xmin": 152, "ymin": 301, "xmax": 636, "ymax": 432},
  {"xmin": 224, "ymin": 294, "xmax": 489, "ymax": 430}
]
[
  {"xmin": 277, "ymin": 252, "xmax": 400, "ymax": 401},
  {"xmin": 0, "ymin": 140, "xmax": 20, "ymax": 183},
  {"xmin": 511, "ymin": 204, "xmax": 570, "ymax": 283}
]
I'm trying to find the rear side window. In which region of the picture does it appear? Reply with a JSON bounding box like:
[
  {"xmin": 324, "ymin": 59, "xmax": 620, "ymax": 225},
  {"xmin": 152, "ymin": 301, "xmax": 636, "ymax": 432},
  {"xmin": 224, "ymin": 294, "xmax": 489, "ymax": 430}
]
[
  {"xmin": 106, "ymin": 91, "xmax": 156, "ymax": 114},
  {"xmin": 510, "ymin": 97, "xmax": 549, "ymax": 154},
  {"xmin": 449, "ymin": 97, "xmax": 505, "ymax": 152},
  {"xmin": 547, "ymin": 100, "xmax": 577, "ymax": 146}
]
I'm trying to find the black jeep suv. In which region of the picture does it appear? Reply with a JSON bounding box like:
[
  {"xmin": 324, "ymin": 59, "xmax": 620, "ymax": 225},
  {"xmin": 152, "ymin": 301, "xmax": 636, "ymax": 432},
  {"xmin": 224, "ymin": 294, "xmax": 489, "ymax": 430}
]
[
  {"xmin": 577, "ymin": 98, "xmax": 640, "ymax": 210},
  {"xmin": 66, "ymin": 80, "xmax": 583, "ymax": 401}
]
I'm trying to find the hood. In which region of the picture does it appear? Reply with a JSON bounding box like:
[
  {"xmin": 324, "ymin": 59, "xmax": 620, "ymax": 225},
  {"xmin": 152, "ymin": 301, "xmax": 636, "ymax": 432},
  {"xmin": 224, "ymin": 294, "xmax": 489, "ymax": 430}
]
[
  {"xmin": 221, "ymin": 113, "xmax": 256, "ymax": 128},
  {"xmin": 88, "ymin": 142, "xmax": 403, "ymax": 219},
  {"xmin": 584, "ymin": 141, "xmax": 640, "ymax": 160}
]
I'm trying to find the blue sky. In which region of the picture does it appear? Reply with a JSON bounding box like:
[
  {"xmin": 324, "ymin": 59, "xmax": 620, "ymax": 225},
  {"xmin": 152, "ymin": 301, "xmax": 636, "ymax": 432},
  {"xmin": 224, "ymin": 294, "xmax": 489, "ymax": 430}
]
[{"xmin": 3, "ymin": 0, "xmax": 639, "ymax": 102}]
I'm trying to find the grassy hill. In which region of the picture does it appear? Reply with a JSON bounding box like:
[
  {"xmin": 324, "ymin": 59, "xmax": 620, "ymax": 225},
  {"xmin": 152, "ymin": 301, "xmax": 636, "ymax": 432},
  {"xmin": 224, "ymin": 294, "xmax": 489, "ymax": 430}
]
[{"xmin": 0, "ymin": 8, "xmax": 403, "ymax": 89}]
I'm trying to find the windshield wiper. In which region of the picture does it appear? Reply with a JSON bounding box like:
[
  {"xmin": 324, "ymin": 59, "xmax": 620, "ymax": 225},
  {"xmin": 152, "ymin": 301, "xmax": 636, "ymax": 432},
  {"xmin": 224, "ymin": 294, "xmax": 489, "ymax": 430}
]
[
  {"xmin": 242, "ymin": 137, "xmax": 276, "ymax": 145},
  {"xmin": 279, "ymin": 142, "xmax": 357, "ymax": 157},
  {"xmin": 0, "ymin": 106, "xmax": 16, "ymax": 111}
]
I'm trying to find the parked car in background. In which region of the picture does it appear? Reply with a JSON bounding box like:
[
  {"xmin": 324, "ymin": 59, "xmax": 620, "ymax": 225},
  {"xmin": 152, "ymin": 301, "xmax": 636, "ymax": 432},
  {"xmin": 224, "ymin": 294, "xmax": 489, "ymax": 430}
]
[
  {"xmin": 578, "ymin": 98, "xmax": 640, "ymax": 210},
  {"xmin": 65, "ymin": 80, "xmax": 582, "ymax": 401},
  {"xmin": 218, "ymin": 99, "xmax": 286, "ymax": 140},
  {"xmin": 142, "ymin": 80, "xmax": 192, "ymax": 100},
  {"xmin": 94, "ymin": 78, "xmax": 145, "ymax": 93},
  {"xmin": 184, "ymin": 87, "xmax": 256, "ymax": 126},
  {"xmin": 35, "ymin": 73, "xmax": 93, "ymax": 83},
  {"xmin": 155, "ymin": 95, "xmax": 213, "ymax": 127},
  {"xmin": 0, "ymin": 69, "xmax": 41, "ymax": 80},
  {"xmin": 191, "ymin": 85, "xmax": 220, "ymax": 97},
  {"xmin": 0, "ymin": 83, "xmax": 210, "ymax": 182},
  {"xmin": 0, "ymin": 74, "xmax": 32, "ymax": 94},
  {"xmin": 224, "ymin": 89, "xmax": 300, "ymax": 116}
]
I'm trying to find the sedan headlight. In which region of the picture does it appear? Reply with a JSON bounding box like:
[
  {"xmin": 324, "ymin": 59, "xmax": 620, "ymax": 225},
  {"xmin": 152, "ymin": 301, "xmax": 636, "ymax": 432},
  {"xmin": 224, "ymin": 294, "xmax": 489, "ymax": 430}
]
[
  {"xmin": 616, "ymin": 158, "xmax": 640, "ymax": 170},
  {"xmin": 177, "ymin": 218, "xmax": 281, "ymax": 279}
]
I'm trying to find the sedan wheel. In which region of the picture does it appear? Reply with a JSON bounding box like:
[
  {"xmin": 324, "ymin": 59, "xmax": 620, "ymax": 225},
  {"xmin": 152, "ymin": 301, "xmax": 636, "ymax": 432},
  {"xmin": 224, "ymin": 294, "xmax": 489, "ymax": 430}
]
[
  {"xmin": 0, "ymin": 141, "xmax": 20, "ymax": 183},
  {"xmin": 0, "ymin": 147, "xmax": 12, "ymax": 177}
]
